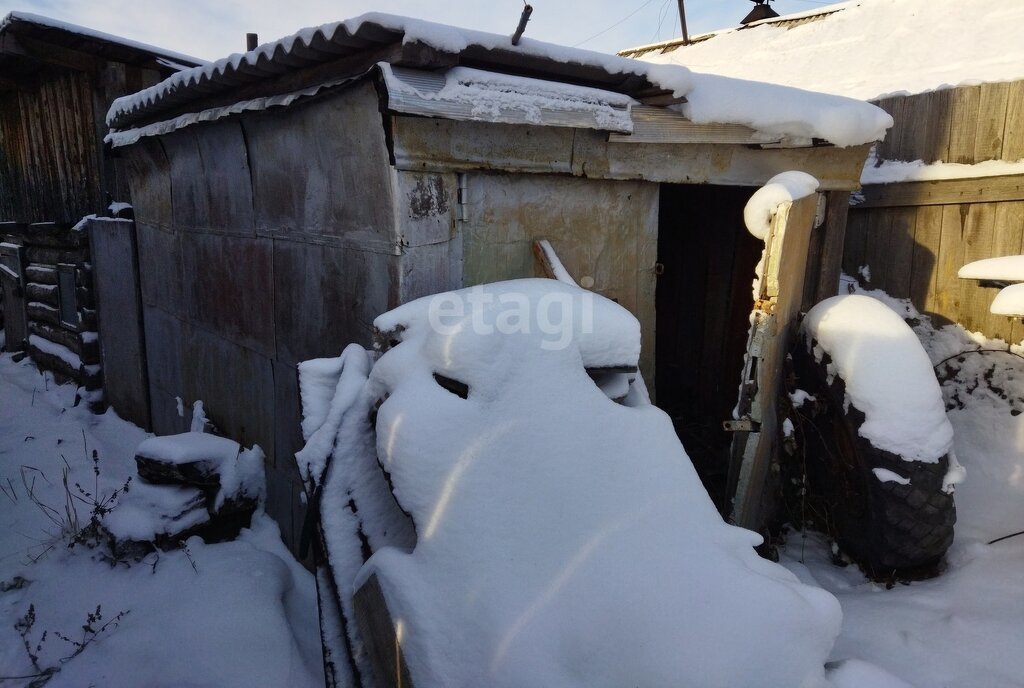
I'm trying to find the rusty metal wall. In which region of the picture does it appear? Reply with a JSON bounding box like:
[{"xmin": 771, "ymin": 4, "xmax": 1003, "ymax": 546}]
[
  {"xmin": 457, "ymin": 172, "xmax": 659, "ymax": 382},
  {"xmin": 122, "ymin": 82, "xmax": 399, "ymax": 554}
]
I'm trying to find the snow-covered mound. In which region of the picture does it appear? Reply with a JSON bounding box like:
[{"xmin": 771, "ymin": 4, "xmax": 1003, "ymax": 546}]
[
  {"xmin": 351, "ymin": 278, "xmax": 841, "ymax": 687},
  {"xmin": 802, "ymin": 294, "xmax": 953, "ymax": 462}
]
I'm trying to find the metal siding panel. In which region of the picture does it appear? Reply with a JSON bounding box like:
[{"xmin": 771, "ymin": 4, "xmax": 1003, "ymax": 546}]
[
  {"xmin": 181, "ymin": 233, "xmax": 275, "ymax": 357},
  {"xmin": 194, "ymin": 120, "xmax": 255, "ymax": 235},
  {"xmin": 136, "ymin": 221, "xmax": 184, "ymax": 315},
  {"xmin": 242, "ymin": 84, "xmax": 396, "ymax": 241}
]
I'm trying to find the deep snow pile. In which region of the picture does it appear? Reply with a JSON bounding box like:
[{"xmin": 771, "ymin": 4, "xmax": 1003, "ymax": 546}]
[
  {"xmin": 779, "ymin": 278, "xmax": 1024, "ymax": 688},
  {"xmin": 0, "ymin": 354, "xmax": 323, "ymax": 688},
  {"xmin": 632, "ymin": 0, "xmax": 1024, "ymax": 101},
  {"xmin": 309, "ymin": 279, "xmax": 845, "ymax": 687},
  {"xmin": 801, "ymin": 294, "xmax": 954, "ymax": 463}
]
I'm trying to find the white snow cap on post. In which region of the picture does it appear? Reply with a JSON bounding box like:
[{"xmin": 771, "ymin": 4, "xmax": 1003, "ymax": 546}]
[
  {"xmin": 958, "ymin": 255, "xmax": 1024, "ymax": 283},
  {"xmin": 802, "ymin": 294, "xmax": 954, "ymax": 462},
  {"xmin": 744, "ymin": 171, "xmax": 820, "ymax": 240}
]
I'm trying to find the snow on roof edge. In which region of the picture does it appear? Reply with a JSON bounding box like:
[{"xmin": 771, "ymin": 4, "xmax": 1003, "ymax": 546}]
[
  {"xmin": 106, "ymin": 12, "xmax": 693, "ymax": 129},
  {"xmin": 106, "ymin": 12, "xmax": 890, "ymax": 148},
  {"xmin": 0, "ymin": 11, "xmax": 204, "ymax": 68}
]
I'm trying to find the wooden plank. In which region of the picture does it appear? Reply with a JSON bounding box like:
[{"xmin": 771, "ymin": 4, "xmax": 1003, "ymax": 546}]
[
  {"xmin": 991, "ymin": 202, "xmax": 1024, "ymax": 343},
  {"xmin": 1003, "ymin": 81, "xmax": 1024, "ymax": 162},
  {"xmin": 858, "ymin": 174, "xmax": 1024, "ymax": 208},
  {"xmin": 911, "ymin": 205, "xmax": 943, "ymax": 314},
  {"xmin": 946, "ymin": 85, "xmax": 982, "ymax": 164},
  {"xmin": 861, "ymin": 208, "xmax": 893, "ymax": 289},
  {"xmin": 973, "ymin": 82, "xmax": 1010, "ymax": 163},
  {"xmin": 884, "ymin": 206, "xmax": 917, "ymax": 298},
  {"xmin": 957, "ymin": 203, "xmax": 998, "ymax": 334},
  {"xmin": 932, "ymin": 204, "xmax": 967, "ymax": 327},
  {"xmin": 812, "ymin": 190, "xmax": 851, "ymax": 303},
  {"xmin": 873, "ymin": 96, "xmax": 906, "ymax": 161},
  {"xmin": 843, "ymin": 210, "xmax": 869, "ymax": 278}
]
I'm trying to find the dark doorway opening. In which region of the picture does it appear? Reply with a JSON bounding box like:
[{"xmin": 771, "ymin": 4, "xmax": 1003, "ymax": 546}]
[{"xmin": 655, "ymin": 184, "xmax": 762, "ymax": 512}]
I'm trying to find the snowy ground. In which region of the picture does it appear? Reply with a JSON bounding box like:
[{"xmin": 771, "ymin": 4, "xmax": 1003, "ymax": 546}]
[
  {"xmin": 0, "ymin": 355, "xmax": 323, "ymax": 688},
  {"xmin": 780, "ymin": 283, "xmax": 1024, "ymax": 688},
  {"xmin": 1, "ymin": 281, "xmax": 1023, "ymax": 687}
]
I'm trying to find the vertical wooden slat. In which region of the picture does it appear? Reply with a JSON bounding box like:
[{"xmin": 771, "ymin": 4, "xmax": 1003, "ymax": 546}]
[
  {"xmin": 910, "ymin": 205, "xmax": 943, "ymax": 314},
  {"xmin": 862, "ymin": 208, "xmax": 893, "ymax": 288},
  {"xmin": 884, "ymin": 206, "xmax": 917, "ymax": 298},
  {"xmin": 1003, "ymin": 81, "xmax": 1024, "ymax": 162},
  {"xmin": 922, "ymin": 89, "xmax": 955, "ymax": 164},
  {"xmin": 958, "ymin": 203, "xmax": 998, "ymax": 334},
  {"xmin": 843, "ymin": 209, "xmax": 869, "ymax": 278},
  {"xmin": 946, "ymin": 85, "xmax": 982, "ymax": 164},
  {"xmin": 812, "ymin": 190, "xmax": 851, "ymax": 303},
  {"xmin": 974, "ymin": 82, "xmax": 1010, "ymax": 163},
  {"xmin": 931, "ymin": 204, "xmax": 967, "ymax": 326},
  {"xmin": 874, "ymin": 96, "xmax": 907, "ymax": 161},
  {"xmin": 993, "ymin": 202, "xmax": 1024, "ymax": 343}
]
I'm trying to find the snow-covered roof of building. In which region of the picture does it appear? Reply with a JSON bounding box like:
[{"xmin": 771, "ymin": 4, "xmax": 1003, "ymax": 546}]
[
  {"xmin": 0, "ymin": 12, "xmax": 203, "ymax": 71},
  {"xmin": 105, "ymin": 12, "xmax": 890, "ymax": 149},
  {"xmin": 620, "ymin": 0, "xmax": 1024, "ymax": 101}
]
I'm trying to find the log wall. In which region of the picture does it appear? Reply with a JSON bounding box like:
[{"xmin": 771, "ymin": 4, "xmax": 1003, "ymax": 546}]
[
  {"xmin": 2, "ymin": 222, "xmax": 103, "ymax": 398},
  {"xmin": 846, "ymin": 81, "xmax": 1024, "ymax": 340}
]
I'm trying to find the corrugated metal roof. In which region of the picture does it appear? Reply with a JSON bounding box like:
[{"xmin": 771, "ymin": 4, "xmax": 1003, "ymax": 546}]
[
  {"xmin": 106, "ymin": 13, "xmax": 683, "ymax": 131},
  {"xmin": 618, "ymin": 5, "xmax": 845, "ymax": 59}
]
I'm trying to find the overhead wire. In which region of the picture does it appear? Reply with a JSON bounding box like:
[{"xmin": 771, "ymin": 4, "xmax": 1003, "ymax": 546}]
[{"xmin": 573, "ymin": 0, "xmax": 661, "ymax": 47}]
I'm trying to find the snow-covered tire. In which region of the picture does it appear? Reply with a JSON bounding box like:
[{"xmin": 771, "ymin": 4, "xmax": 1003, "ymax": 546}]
[{"xmin": 792, "ymin": 344, "xmax": 956, "ymax": 578}]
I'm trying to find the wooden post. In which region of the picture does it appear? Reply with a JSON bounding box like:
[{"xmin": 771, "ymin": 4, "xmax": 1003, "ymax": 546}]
[{"xmin": 246, "ymin": 33, "xmax": 258, "ymax": 51}]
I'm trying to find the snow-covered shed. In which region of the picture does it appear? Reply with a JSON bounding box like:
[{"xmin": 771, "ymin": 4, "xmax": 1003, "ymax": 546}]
[
  {"xmin": 623, "ymin": 0, "xmax": 1024, "ymax": 341},
  {"xmin": 105, "ymin": 12, "xmax": 888, "ymax": 549},
  {"xmin": 0, "ymin": 12, "xmax": 199, "ymax": 396}
]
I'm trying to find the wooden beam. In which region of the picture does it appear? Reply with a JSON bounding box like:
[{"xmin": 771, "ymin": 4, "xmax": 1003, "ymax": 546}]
[{"xmin": 857, "ymin": 174, "xmax": 1024, "ymax": 208}]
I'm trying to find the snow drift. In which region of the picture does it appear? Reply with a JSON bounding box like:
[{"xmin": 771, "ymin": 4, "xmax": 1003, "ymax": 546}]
[{"xmin": 301, "ymin": 278, "xmax": 843, "ymax": 687}]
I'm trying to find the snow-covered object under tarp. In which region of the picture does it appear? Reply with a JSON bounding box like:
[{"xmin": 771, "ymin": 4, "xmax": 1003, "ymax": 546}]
[
  {"xmin": 958, "ymin": 255, "xmax": 1024, "ymax": 283},
  {"xmin": 802, "ymin": 295, "xmax": 954, "ymax": 462},
  {"xmin": 299, "ymin": 278, "xmax": 843, "ymax": 687}
]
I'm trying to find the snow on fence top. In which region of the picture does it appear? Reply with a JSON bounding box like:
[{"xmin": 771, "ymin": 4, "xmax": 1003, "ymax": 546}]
[
  {"xmin": 622, "ymin": 0, "xmax": 1024, "ymax": 102},
  {"xmin": 0, "ymin": 11, "xmax": 203, "ymax": 69},
  {"xmin": 105, "ymin": 12, "xmax": 889, "ymax": 147}
]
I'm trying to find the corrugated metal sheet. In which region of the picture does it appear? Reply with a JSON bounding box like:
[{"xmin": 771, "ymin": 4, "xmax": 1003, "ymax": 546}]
[
  {"xmin": 106, "ymin": 15, "xmax": 674, "ymax": 130},
  {"xmin": 609, "ymin": 105, "xmax": 779, "ymax": 145},
  {"xmin": 618, "ymin": 6, "xmax": 844, "ymax": 59}
]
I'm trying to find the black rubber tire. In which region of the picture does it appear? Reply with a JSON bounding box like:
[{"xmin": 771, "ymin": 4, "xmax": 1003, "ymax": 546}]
[{"xmin": 792, "ymin": 341, "xmax": 956, "ymax": 579}]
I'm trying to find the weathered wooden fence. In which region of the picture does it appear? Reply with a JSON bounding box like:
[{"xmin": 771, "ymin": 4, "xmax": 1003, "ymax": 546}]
[{"xmin": 844, "ymin": 80, "xmax": 1024, "ymax": 341}]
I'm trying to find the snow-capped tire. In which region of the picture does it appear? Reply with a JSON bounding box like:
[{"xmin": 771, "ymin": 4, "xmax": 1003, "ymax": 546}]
[{"xmin": 792, "ymin": 343, "xmax": 956, "ymax": 578}]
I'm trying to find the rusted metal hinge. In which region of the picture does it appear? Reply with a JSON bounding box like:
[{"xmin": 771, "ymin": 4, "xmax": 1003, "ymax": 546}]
[{"xmin": 723, "ymin": 419, "xmax": 760, "ymax": 432}]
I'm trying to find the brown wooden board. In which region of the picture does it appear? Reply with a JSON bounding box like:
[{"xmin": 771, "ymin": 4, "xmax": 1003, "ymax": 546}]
[
  {"xmin": 911, "ymin": 205, "xmax": 943, "ymax": 314},
  {"xmin": 858, "ymin": 175, "xmax": 1024, "ymax": 208},
  {"xmin": 932, "ymin": 204, "xmax": 968, "ymax": 327},
  {"xmin": 884, "ymin": 207, "xmax": 918, "ymax": 299},
  {"xmin": 1003, "ymin": 81, "xmax": 1024, "ymax": 162},
  {"xmin": 946, "ymin": 85, "xmax": 982, "ymax": 165},
  {"xmin": 843, "ymin": 210, "xmax": 869, "ymax": 278},
  {"xmin": 957, "ymin": 202, "xmax": 998, "ymax": 335},
  {"xmin": 862, "ymin": 208, "xmax": 894, "ymax": 289},
  {"xmin": 975, "ymin": 82, "xmax": 1011, "ymax": 162}
]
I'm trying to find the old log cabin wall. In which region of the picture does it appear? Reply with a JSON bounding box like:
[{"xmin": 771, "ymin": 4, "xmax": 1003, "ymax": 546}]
[
  {"xmin": 1, "ymin": 221, "xmax": 102, "ymax": 392},
  {"xmin": 0, "ymin": 14, "xmax": 195, "ymax": 392},
  {"xmin": 846, "ymin": 80, "xmax": 1024, "ymax": 340}
]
